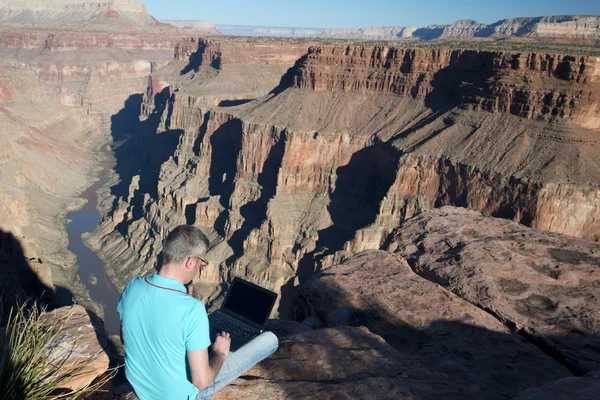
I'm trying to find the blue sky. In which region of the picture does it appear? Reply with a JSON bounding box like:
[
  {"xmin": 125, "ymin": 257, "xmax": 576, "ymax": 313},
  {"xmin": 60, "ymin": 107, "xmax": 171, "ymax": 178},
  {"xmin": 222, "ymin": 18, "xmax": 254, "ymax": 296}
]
[{"xmin": 142, "ymin": 0, "xmax": 600, "ymax": 29}]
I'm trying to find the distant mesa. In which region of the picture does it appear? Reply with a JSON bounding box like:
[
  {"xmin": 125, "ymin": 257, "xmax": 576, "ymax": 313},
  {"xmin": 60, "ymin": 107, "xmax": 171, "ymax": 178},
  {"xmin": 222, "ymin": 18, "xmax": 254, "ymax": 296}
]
[
  {"xmin": 214, "ymin": 24, "xmax": 419, "ymax": 40},
  {"xmin": 0, "ymin": 0, "xmax": 165, "ymax": 30},
  {"xmin": 162, "ymin": 19, "xmax": 221, "ymax": 35},
  {"xmin": 210, "ymin": 15, "xmax": 600, "ymax": 40}
]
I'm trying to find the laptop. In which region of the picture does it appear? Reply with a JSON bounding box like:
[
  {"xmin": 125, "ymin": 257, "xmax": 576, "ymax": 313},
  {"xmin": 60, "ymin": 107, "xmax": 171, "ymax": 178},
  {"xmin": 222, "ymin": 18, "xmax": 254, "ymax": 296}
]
[{"xmin": 208, "ymin": 277, "xmax": 278, "ymax": 352}]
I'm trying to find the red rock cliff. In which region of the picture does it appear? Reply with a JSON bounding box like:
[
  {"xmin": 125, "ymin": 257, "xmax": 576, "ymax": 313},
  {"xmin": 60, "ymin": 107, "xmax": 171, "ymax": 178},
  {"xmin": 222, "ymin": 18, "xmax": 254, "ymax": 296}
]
[{"xmin": 294, "ymin": 46, "xmax": 600, "ymax": 129}]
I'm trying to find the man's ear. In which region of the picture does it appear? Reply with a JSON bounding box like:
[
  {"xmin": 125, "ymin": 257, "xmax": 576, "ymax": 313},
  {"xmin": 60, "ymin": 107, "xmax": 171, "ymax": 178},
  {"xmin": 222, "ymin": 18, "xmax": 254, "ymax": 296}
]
[{"xmin": 183, "ymin": 257, "xmax": 195, "ymax": 270}]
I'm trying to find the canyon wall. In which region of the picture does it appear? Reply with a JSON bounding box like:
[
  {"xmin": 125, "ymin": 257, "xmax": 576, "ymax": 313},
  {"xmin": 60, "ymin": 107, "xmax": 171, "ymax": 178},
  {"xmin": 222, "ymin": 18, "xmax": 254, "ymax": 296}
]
[
  {"xmin": 89, "ymin": 39, "xmax": 600, "ymax": 315},
  {"xmin": 0, "ymin": 0, "xmax": 162, "ymax": 30},
  {"xmin": 216, "ymin": 15, "xmax": 600, "ymax": 40},
  {"xmin": 414, "ymin": 16, "xmax": 600, "ymax": 40},
  {"xmin": 168, "ymin": 38, "xmax": 310, "ymax": 106},
  {"xmin": 294, "ymin": 46, "xmax": 600, "ymax": 128},
  {"xmin": 0, "ymin": 27, "xmax": 181, "ymax": 307}
]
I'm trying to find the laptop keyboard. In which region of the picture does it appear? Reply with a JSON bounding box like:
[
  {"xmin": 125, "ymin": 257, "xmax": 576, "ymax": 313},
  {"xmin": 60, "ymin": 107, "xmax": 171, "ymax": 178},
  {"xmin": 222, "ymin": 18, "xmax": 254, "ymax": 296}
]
[{"xmin": 208, "ymin": 311, "xmax": 258, "ymax": 350}]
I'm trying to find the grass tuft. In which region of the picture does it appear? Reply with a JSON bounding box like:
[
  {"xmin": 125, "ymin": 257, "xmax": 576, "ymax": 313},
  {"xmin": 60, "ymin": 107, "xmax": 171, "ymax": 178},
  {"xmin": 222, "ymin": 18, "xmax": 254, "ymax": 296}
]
[{"xmin": 0, "ymin": 303, "xmax": 117, "ymax": 399}]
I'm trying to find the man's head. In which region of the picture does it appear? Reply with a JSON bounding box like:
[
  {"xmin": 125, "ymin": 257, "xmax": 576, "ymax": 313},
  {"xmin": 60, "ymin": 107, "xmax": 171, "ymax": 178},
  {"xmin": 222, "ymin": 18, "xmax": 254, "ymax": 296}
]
[{"xmin": 161, "ymin": 225, "xmax": 209, "ymax": 284}]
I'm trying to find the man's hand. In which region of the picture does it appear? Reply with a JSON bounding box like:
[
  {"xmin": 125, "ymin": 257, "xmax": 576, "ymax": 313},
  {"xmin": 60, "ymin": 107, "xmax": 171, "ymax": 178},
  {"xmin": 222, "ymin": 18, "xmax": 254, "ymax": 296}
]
[
  {"xmin": 212, "ymin": 331, "xmax": 231, "ymax": 357},
  {"xmin": 188, "ymin": 332, "xmax": 231, "ymax": 390}
]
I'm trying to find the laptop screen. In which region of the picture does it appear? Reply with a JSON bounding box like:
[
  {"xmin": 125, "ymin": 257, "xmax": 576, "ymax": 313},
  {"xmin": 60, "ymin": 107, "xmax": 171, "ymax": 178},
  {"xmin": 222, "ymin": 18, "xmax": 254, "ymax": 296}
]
[{"xmin": 222, "ymin": 278, "xmax": 277, "ymax": 328}]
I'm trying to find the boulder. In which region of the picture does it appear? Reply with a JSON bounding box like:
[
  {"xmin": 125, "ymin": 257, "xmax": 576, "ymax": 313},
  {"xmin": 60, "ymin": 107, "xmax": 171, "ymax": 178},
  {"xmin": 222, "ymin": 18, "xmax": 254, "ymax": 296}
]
[
  {"xmin": 213, "ymin": 326, "xmax": 478, "ymax": 400},
  {"xmin": 390, "ymin": 207, "xmax": 600, "ymax": 374},
  {"xmin": 39, "ymin": 305, "xmax": 110, "ymax": 392},
  {"xmin": 294, "ymin": 250, "xmax": 572, "ymax": 399}
]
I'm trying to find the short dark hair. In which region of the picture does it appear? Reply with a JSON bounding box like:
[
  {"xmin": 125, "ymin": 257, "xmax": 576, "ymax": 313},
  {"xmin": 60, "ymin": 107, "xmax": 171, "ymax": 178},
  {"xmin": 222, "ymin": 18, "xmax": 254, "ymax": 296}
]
[{"xmin": 161, "ymin": 225, "xmax": 209, "ymax": 266}]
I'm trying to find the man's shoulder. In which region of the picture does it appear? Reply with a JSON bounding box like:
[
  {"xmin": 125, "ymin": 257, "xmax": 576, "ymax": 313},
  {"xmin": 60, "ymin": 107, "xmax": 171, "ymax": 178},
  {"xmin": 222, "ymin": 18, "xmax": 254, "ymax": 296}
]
[
  {"xmin": 180, "ymin": 294, "xmax": 206, "ymax": 309},
  {"xmin": 129, "ymin": 276, "xmax": 146, "ymax": 286},
  {"xmin": 121, "ymin": 276, "xmax": 206, "ymax": 309},
  {"xmin": 123, "ymin": 276, "xmax": 145, "ymax": 292}
]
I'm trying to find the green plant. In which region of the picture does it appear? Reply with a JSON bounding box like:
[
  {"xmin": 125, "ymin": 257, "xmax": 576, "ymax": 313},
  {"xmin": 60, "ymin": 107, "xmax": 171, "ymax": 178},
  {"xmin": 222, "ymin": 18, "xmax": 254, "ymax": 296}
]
[{"xmin": 0, "ymin": 303, "xmax": 116, "ymax": 399}]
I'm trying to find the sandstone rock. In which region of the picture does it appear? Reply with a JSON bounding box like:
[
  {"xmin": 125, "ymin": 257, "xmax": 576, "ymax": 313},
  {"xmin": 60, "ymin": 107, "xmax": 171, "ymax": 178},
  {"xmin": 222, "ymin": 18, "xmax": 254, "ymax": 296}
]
[
  {"xmin": 162, "ymin": 20, "xmax": 220, "ymax": 35},
  {"xmin": 218, "ymin": 16, "xmax": 600, "ymax": 40},
  {"xmin": 213, "ymin": 326, "xmax": 478, "ymax": 400},
  {"xmin": 264, "ymin": 318, "xmax": 313, "ymax": 337},
  {"xmin": 113, "ymin": 381, "xmax": 138, "ymax": 400},
  {"xmin": 390, "ymin": 207, "xmax": 600, "ymax": 374},
  {"xmin": 295, "ymin": 45, "xmax": 600, "ymax": 129},
  {"xmin": 318, "ymin": 26, "xmax": 418, "ymax": 40},
  {"xmin": 294, "ymin": 251, "xmax": 571, "ymax": 399},
  {"xmin": 514, "ymin": 370, "xmax": 600, "ymax": 400},
  {"xmin": 39, "ymin": 305, "xmax": 110, "ymax": 391},
  {"xmin": 216, "ymin": 25, "xmax": 326, "ymax": 38},
  {"xmin": 214, "ymin": 376, "xmax": 475, "ymax": 400},
  {"xmin": 0, "ymin": 0, "xmax": 162, "ymax": 31},
  {"xmin": 413, "ymin": 16, "xmax": 600, "ymax": 40},
  {"xmin": 170, "ymin": 37, "xmax": 310, "ymax": 106}
]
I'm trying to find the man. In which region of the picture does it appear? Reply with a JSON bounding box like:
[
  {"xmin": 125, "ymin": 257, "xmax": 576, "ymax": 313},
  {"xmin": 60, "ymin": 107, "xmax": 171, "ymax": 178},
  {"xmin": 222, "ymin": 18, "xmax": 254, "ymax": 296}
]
[{"xmin": 118, "ymin": 225, "xmax": 279, "ymax": 400}]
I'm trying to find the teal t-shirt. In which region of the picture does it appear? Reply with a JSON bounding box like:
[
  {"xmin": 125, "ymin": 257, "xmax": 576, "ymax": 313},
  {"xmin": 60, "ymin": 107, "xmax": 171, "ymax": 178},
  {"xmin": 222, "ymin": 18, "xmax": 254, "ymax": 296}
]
[{"xmin": 117, "ymin": 274, "xmax": 211, "ymax": 400}]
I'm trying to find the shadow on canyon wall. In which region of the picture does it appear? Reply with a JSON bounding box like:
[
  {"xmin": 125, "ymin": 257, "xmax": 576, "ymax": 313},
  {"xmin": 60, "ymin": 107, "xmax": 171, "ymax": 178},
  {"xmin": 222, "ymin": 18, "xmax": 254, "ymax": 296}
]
[
  {"xmin": 109, "ymin": 89, "xmax": 183, "ymax": 236},
  {"xmin": 269, "ymin": 54, "xmax": 308, "ymax": 97},
  {"xmin": 108, "ymin": 93, "xmax": 143, "ymax": 210},
  {"xmin": 207, "ymin": 118, "xmax": 243, "ymax": 238},
  {"xmin": 295, "ymin": 143, "xmax": 401, "ymax": 281},
  {"xmin": 0, "ymin": 229, "xmax": 120, "ymax": 369},
  {"xmin": 390, "ymin": 51, "xmax": 500, "ymax": 146},
  {"xmin": 0, "ymin": 229, "xmax": 52, "ymax": 320},
  {"xmin": 179, "ymin": 44, "xmax": 212, "ymax": 76},
  {"xmin": 285, "ymin": 274, "xmax": 595, "ymax": 399},
  {"xmin": 218, "ymin": 99, "xmax": 253, "ymax": 107},
  {"xmin": 227, "ymin": 132, "xmax": 287, "ymax": 262}
]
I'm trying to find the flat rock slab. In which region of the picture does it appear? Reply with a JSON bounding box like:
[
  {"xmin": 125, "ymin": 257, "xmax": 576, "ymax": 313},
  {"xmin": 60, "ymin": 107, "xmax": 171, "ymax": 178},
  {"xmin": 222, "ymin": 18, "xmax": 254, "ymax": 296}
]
[
  {"xmin": 294, "ymin": 250, "xmax": 571, "ymax": 399},
  {"xmin": 514, "ymin": 370, "xmax": 600, "ymax": 400},
  {"xmin": 213, "ymin": 326, "xmax": 477, "ymax": 400},
  {"xmin": 213, "ymin": 376, "xmax": 476, "ymax": 400},
  {"xmin": 390, "ymin": 206, "xmax": 600, "ymax": 374},
  {"xmin": 39, "ymin": 305, "xmax": 109, "ymax": 391}
]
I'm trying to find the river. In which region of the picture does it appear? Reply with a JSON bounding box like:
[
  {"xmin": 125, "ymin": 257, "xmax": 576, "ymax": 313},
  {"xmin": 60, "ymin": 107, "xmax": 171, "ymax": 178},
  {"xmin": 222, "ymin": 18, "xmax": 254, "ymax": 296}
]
[{"xmin": 66, "ymin": 143, "xmax": 121, "ymax": 334}]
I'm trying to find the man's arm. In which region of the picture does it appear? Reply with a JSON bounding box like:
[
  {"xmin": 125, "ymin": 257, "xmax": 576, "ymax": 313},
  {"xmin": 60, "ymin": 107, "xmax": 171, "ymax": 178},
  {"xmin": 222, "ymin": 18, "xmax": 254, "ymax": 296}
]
[{"xmin": 188, "ymin": 332, "xmax": 231, "ymax": 390}]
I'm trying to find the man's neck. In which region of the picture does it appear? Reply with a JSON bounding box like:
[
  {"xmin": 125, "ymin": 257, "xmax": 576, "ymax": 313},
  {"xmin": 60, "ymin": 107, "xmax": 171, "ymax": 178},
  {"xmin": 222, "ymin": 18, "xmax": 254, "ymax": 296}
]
[{"xmin": 158, "ymin": 265, "xmax": 187, "ymax": 285}]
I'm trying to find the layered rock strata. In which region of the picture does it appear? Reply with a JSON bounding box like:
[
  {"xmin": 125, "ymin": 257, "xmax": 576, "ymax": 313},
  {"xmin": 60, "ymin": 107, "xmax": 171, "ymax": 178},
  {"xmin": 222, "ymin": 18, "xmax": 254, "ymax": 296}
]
[
  {"xmin": 414, "ymin": 16, "xmax": 600, "ymax": 40},
  {"xmin": 295, "ymin": 46, "xmax": 600, "ymax": 128},
  {"xmin": 169, "ymin": 37, "xmax": 311, "ymax": 106},
  {"xmin": 216, "ymin": 16, "xmax": 600, "ymax": 40},
  {"xmin": 90, "ymin": 40, "xmax": 600, "ymax": 319},
  {"xmin": 0, "ymin": 0, "xmax": 161, "ymax": 30},
  {"xmin": 388, "ymin": 207, "xmax": 600, "ymax": 374}
]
